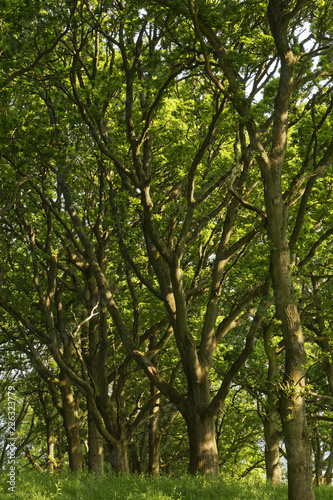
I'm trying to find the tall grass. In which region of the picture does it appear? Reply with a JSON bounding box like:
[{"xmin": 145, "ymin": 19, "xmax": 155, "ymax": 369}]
[{"xmin": 0, "ymin": 471, "xmax": 331, "ymax": 500}]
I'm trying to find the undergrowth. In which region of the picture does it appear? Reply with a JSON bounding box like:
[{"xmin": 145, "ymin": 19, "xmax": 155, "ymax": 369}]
[{"xmin": 0, "ymin": 470, "xmax": 331, "ymax": 499}]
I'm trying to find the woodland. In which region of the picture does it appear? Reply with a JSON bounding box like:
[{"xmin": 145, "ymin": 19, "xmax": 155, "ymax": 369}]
[{"xmin": 0, "ymin": 1, "xmax": 333, "ymax": 499}]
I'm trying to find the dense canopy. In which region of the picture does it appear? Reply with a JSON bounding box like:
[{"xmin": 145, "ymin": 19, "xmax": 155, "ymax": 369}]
[{"xmin": 1, "ymin": 1, "xmax": 333, "ymax": 499}]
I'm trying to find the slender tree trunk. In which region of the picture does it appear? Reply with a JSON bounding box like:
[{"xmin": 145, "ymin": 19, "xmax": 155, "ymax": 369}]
[
  {"xmin": 263, "ymin": 324, "xmax": 282, "ymax": 484},
  {"xmin": 56, "ymin": 426, "xmax": 63, "ymax": 470},
  {"xmin": 264, "ymin": 416, "xmax": 282, "ymax": 484},
  {"xmin": 313, "ymin": 427, "xmax": 324, "ymax": 485},
  {"xmin": 88, "ymin": 411, "xmax": 104, "ymax": 474},
  {"xmin": 84, "ymin": 304, "xmax": 104, "ymax": 474},
  {"xmin": 148, "ymin": 354, "xmax": 160, "ymax": 476},
  {"xmin": 309, "ymin": 276, "xmax": 333, "ymax": 486},
  {"xmin": 140, "ymin": 423, "xmax": 149, "ymax": 475},
  {"xmin": 46, "ymin": 418, "xmax": 55, "ymax": 472},
  {"xmin": 59, "ymin": 372, "xmax": 84, "ymax": 472},
  {"xmin": 324, "ymin": 425, "xmax": 333, "ymax": 485},
  {"xmin": 148, "ymin": 401, "xmax": 160, "ymax": 476},
  {"xmin": 40, "ymin": 394, "xmax": 55, "ymax": 472}
]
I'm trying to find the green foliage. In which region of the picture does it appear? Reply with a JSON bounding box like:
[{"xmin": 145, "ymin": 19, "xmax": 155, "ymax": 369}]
[
  {"xmin": 1, "ymin": 0, "xmax": 333, "ymax": 492},
  {"xmin": 0, "ymin": 469, "xmax": 330, "ymax": 498},
  {"xmin": 0, "ymin": 471, "xmax": 292, "ymax": 500}
]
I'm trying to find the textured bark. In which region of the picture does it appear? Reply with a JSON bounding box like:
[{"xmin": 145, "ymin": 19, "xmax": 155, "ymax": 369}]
[
  {"xmin": 83, "ymin": 295, "xmax": 104, "ymax": 474},
  {"xmin": 309, "ymin": 276, "xmax": 333, "ymax": 486},
  {"xmin": 313, "ymin": 427, "xmax": 325, "ymax": 485},
  {"xmin": 261, "ymin": 169, "xmax": 313, "ymax": 498},
  {"xmin": 186, "ymin": 412, "xmax": 219, "ymax": 476},
  {"xmin": 56, "ymin": 428, "xmax": 63, "ymax": 470},
  {"xmin": 262, "ymin": 177, "xmax": 314, "ymax": 499},
  {"xmin": 263, "ymin": 325, "xmax": 282, "ymax": 484},
  {"xmin": 40, "ymin": 394, "xmax": 55, "ymax": 472},
  {"xmin": 148, "ymin": 384, "xmax": 160, "ymax": 476},
  {"xmin": 249, "ymin": 3, "xmax": 316, "ymax": 497},
  {"xmin": 88, "ymin": 411, "xmax": 104, "ymax": 474},
  {"xmin": 324, "ymin": 426, "xmax": 333, "ymax": 485},
  {"xmin": 108, "ymin": 442, "xmax": 129, "ymax": 473},
  {"xmin": 95, "ymin": 395, "xmax": 129, "ymax": 474},
  {"xmin": 264, "ymin": 415, "xmax": 282, "ymax": 484},
  {"xmin": 59, "ymin": 373, "xmax": 84, "ymax": 472},
  {"xmin": 46, "ymin": 418, "xmax": 55, "ymax": 472}
]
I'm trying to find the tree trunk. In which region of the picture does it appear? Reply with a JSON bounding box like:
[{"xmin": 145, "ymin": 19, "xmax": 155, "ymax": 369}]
[
  {"xmin": 108, "ymin": 442, "xmax": 129, "ymax": 473},
  {"xmin": 186, "ymin": 412, "xmax": 219, "ymax": 476},
  {"xmin": 140, "ymin": 423, "xmax": 149, "ymax": 475},
  {"xmin": 263, "ymin": 324, "xmax": 282, "ymax": 484},
  {"xmin": 59, "ymin": 372, "xmax": 84, "ymax": 472},
  {"xmin": 88, "ymin": 411, "xmax": 104, "ymax": 474},
  {"xmin": 128, "ymin": 441, "xmax": 141, "ymax": 473},
  {"xmin": 324, "ymin": 425, "xmax": 333, "ymax": 485},
  {"xmin": 46, "ymin": 418, "xmax": 55, "ymax": 472},
  {"xmin": 309, "ymin": 276, "xmax": 333, "ymax": 486},
  {"xmin": 262, "ymin": 178, "xmax": 314, "ymax": 499},
  {"xmin": 313, "ymin": 427, "xmax": 324, "ymax": 485},
  {"xmin": 56, "ymin": 427, "xmax": 63, "ymax": 470},
  {"xmin": 40, "ymin": 395, "xmax": 55, "ymax": 472},
  {"xmin": 148, "ymin": 383, "xmax": 160, "ymax": 476},
  {"xmin": 264, "ymin": 416, "xmax": 282, "ymax": 484}
]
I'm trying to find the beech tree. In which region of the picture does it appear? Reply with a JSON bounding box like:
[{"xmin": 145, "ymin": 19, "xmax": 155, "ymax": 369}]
[
  {"xmin": 1, "ymin": 0, "xmax": 268, "ymax": 476},
  {"xmin": 1, "ymin": 1, "xmax": 333, "ymax": 497},
  {"xmin": 147, "ymin": 1, "xmax": 332, "ymax": 497}
]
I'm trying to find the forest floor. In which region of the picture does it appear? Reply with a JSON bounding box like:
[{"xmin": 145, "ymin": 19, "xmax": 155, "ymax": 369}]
[{"xmin": 1, "ymin": 470, "xmax": 332, "ymax": 499}]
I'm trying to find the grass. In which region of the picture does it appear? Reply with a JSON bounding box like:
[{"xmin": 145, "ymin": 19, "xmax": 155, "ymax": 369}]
[{"xmin": 0, "ymin": 470, "xmax": 332, "ymax": 500}]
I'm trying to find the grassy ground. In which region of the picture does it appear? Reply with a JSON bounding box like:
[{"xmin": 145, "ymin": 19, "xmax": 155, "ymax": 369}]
[{"xmin": 0, "ymin": 471, "xmax": 332, "ymax": 500}]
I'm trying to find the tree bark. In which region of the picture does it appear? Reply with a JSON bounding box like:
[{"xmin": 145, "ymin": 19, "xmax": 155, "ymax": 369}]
[
  {"xmin": 46, "ymin": 416, "xmax": 55, "ymax": 472},
  {"xmin": 264, "ymin": 415, "xmax": 282, "ymax": 484},
  {"xmin": 313, "ymin": 427, "xmax": 324, "ymax": 485},
  {"xmin": 148, "ymin": 383, "xmax": 160, "ymax": 476},
  {"xmin": 253, "ymin": 3, "xmax": 315, "ymax": 497},
  {"xmin": 40, "ymin": 393, "xmax": 55, "ymax": 472},
  {"xmin": 108, "ymin": 442, "xmax": 129, "ymax": 473},
  {"xmin": 56, "ymin": 426, "xmax": 63, "ymax": 470},
  {"xmin": 324, "ymin": 425, "xmax": 333, "ymax": 485},
  {"xmin": 262, "ymin": 180, "xmax": 314, "ymax": 499},
  {"xmin": 59, "ymin": 372, "xmax": 84, "ymax": 472},
  {"xmin": 88, "ymin": 411, "xmax": 104, "ymax": 474},
  {"xmin": 186, "ymin": 411, "xmax": 219, "ymax": 476},
  {"xmin": 310, "ymin": 276, "xmax": 333, "ymax": 486},
  {"xmin": 263, "ymin": 324, "xmax": 282, "ymax": 484},
  {"xmin": 140, "ymin": 423, "xmax": 149, "ymax": 475},
  {"xmin": 148, "ymin": 333, "xmax": 161, "ymax": 476}
]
